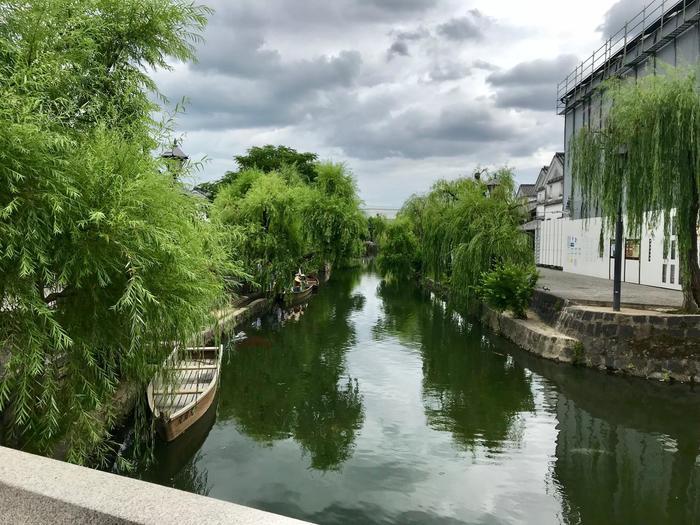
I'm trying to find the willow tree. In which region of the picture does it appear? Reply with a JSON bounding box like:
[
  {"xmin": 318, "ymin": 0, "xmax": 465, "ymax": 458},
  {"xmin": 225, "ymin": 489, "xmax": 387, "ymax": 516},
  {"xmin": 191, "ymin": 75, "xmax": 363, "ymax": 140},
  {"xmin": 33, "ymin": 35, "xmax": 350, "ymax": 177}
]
[
  {"xmin": 377, "ymin": 218, "xmax": 421, "ymax": 280},
  {"xmin": 391, "ymin": 169, "xmax": 531, "ymax": 306},
  {"xmin": 571, "ymin": 69, "xmax": 700, "ymax": 311},
  {"xmin": 213, "ymin": 170, "xmax": 312, "ymax": 294},
  {"xmin": 305, "ymin": 162, "xmax": 367, "ymax": 267},
  {"xmin": 0, "ymin": 0, "xmax": 234, "ymax": 463}
]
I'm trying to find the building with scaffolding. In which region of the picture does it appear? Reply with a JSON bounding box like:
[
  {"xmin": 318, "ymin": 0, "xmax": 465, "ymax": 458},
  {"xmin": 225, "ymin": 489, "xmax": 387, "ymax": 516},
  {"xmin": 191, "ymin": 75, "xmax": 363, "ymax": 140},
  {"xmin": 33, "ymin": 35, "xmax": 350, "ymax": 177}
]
[{"xmin": 536, "ymin": 0, "xmax": 700, "ymax": 290}]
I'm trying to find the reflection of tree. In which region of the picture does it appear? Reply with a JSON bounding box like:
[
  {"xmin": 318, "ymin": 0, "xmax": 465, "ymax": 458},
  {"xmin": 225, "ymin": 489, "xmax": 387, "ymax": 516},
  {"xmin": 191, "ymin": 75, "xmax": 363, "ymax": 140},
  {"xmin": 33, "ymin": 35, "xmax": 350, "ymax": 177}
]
[
  {"xmin": 516, "ymin": 352, "xmax": 700, "ymax": 525},
  {"xmin": 218, "ymin": 269, "xmax": 364, "ymax": 471},
  {"xmin": 166, "ymin": 449, "xmax": 211, "ymax": 496},
  {"xmin": 134, "ymin": 394, "xmax": 217, "ymax": 495},
  {"xmin": 551, "ymin": 398, "xmax": 700, "ymax": 524},
  {"xmin": 375, "ymin": 281, "xmax": 535, "ymax": 451}
]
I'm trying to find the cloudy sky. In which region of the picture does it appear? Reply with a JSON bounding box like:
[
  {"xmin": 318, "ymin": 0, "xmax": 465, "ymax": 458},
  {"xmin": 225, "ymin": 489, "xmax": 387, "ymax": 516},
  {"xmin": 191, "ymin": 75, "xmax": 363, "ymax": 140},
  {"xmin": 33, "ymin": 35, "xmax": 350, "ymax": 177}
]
[{"xmin": 154, "ymin": 0, "xmax": 646, "ymax": 208}]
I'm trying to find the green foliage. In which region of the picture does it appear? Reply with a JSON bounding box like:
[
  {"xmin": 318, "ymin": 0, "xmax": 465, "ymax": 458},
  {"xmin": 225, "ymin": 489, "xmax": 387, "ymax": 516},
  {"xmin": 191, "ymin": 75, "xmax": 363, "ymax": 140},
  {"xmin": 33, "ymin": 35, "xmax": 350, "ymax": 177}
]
[
  {"xmin": 377, "ymin": 219, "xmax": 421, "ymax": 280},
  {"xmin": 236, "ymin": 145, "xmax": 319, "ymax": 183},
  {"xmin": 380, "ymin": 167, "xmax": 533, "ymax": 308},
  {"xmin": 367, "ymin": 215, "xmax": 388, "ymax": 243},
  {"xmin": 306, "ymin": 162, "xmax": 367, "ymax": 266},
  {"xmin": 0, "ymin": 0, "xmax": 209, "ymax": 135},
  {"xmin": 571, "ymin": 67, "xmax": 700, "ymax": 311},
  {"xmin": 196, "ymin": 145, "xmax": 319, "ymax": 199},
  {"xmin": 0, "ymin": 0, "xmax": 239, "ymax": 464},
  {"xmin": 213, "ymin": 171, "xmax": 310, "ymax": 293},
  {"xmin": 478, "ymin": 264, "xmax": 539, "ymax": 319},
  {"xmin": 213, "ymin": 161, "xmax": 366, "ymax": 293}
]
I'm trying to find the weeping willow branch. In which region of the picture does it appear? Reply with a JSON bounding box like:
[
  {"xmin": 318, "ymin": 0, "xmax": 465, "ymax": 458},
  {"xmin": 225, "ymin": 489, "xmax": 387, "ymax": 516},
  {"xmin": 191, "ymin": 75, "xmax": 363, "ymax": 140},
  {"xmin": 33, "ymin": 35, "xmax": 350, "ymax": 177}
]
[{"xmin": 570, "ymin": 66, "xmax": 700, "ymax": 312}]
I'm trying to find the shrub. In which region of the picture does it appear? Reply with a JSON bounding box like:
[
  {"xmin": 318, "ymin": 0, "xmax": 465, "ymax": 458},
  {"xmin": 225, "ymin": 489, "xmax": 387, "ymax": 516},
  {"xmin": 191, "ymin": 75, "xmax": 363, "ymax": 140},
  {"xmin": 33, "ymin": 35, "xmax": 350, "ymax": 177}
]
[{"xmin": 478, "ymin": 264, "xmax": 539, "ymax": 319}]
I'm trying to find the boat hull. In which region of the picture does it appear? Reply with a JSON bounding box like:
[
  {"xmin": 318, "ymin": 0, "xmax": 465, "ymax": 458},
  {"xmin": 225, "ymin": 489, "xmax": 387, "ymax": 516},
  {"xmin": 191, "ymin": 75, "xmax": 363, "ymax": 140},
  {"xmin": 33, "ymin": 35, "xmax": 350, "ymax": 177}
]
[
  {"xmin": 289, "ymin": 285, "xmax": 314, "ymax": 304},
  {"xmin": 148, "ymin": 345, "xmax": 223, "ymax": 443},
  {"xmin": 157, "ymin": 380, "xmax": 218, "ymax": 442}
]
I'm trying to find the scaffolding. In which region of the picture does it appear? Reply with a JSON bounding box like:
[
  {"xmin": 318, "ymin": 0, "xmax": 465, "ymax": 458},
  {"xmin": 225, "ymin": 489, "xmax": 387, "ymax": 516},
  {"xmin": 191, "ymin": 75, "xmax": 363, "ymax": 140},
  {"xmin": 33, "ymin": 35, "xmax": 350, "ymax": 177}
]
[{"xmin": 556, "ymin": 0, "xmax": 700, "ymax": 114}]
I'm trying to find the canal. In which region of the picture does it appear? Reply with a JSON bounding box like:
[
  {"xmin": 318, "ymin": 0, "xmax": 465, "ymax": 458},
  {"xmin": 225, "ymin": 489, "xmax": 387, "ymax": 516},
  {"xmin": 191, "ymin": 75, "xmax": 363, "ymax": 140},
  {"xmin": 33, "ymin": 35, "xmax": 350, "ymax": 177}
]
[{"xmin": 133, "ymin": 267, "xmax": 700, "ymax": 524}]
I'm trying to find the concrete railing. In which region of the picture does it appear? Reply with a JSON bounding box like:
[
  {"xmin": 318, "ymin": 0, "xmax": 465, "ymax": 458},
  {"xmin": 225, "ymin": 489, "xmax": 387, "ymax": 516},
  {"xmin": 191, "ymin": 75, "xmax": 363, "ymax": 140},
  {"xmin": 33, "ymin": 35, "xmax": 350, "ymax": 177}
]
[{"xmin": 0, "ymin": 446, "xmax": 312, "ymax": 524}]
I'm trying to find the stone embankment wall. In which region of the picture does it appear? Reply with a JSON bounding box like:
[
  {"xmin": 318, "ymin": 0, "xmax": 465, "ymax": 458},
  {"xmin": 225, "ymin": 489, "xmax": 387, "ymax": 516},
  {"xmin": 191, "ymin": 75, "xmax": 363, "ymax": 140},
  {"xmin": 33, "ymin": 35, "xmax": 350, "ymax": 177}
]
[
  {"xmin": 426, "ymin": 278, "xmax": 700, "ymax": 384},
  {"xmin": 554, "ymin": 304, "xmax": 700, "ymax": 382},
  {"xmin": 480, "ymin": 306, "xmax": 582, "ymax": 364},
  {"xmin": 523, "ymin": 290, "xmax": 700, "ymax": 383}
]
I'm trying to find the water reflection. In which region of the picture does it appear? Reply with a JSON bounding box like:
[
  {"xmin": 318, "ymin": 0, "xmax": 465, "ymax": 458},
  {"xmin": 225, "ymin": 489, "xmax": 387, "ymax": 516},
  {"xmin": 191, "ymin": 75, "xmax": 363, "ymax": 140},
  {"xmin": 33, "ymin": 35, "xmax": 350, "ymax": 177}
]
[
  {"xmin": 217, "ymin": 269, "xmax": 365, "ymax": 471},
  {"xmin": 138, "ymin": 393, "xmax": 218, "ymax": 494},
  {"xmin": 376, "ymin": 281, "xmax": 535, "ymax": 452},
  {"xmin": 515, "ymin": 352, "xmax": 700, "ymax": 525},
  {"xmin": 133, "ymin": 268, "xmax": 700, "ymax": 524}
]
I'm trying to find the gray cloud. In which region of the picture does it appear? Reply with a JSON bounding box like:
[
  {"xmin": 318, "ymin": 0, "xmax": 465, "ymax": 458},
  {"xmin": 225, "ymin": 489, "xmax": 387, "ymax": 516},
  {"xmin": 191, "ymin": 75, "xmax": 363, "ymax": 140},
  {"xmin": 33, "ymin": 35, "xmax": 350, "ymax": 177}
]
[
  {"xmin": 486, "ymin": 54, "xmax": 578, "ymax": 111},
  {"xmin": 387, "ymin": 26, "xmax": 431, "ymax": 60},
  {"xmin": 428, "ymin": 61, "xmax": 472, "ymax": 82},
  {"xmin": 356, "ymin": 0, "xmax": 439, "ymax": 17},
  {"xmin": 158, "ymin": 50, "xmax": 363, "ymax": 131},
  {"xmin": 487, "ymin": 54, "xmax": 578, "ymax": 86},
  {"xmin": 199, "ymin": 0, "xmax": 441, "ymax": 29},
  {"xmin": 437, "ymin": 10, "xmax": 486, "ymax": 41},
  {"xmin": 320, "ymin": 92, "xmax": 532, "ymax": 161},
  {"xmin": 598, "ymin": 0, "xmax": 646, "ymax": 38},
  {"xmin": 472, "ymin": 59, "xmax": 498, "ymax": 72},
  {"xmin": 155, "ymin": 0, "xmax": 579, "ymax": 206},
  {"xmin": 387, "ymin": 40, "xmax": 410, "ymax": 59},
  {"xmin": 391, "ymin": 27, "xmax": 430, "ymax": 41}
]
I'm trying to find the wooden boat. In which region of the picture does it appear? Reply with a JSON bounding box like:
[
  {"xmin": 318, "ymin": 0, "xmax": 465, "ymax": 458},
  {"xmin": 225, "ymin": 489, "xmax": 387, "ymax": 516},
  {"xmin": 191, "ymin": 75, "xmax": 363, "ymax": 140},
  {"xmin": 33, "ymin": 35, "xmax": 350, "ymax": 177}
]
[
  {"xmin": 306, "ymin": 275, "xmax": 320, "ymax": 291},
  {"xmin": 289, "ymin": 271, "xmax": 316, "ymax": 304},
  {"xmin": 147, "ymin": 345, "xmax": 223, "ymax": 442}
]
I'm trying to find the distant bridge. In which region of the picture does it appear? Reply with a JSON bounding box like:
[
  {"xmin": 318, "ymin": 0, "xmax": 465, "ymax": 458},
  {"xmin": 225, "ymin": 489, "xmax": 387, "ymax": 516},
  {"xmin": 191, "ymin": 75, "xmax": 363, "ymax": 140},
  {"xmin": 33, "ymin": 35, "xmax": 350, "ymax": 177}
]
[{"xmin": 361, "ymin": 207, "xmax": 399, "ymax": 218}]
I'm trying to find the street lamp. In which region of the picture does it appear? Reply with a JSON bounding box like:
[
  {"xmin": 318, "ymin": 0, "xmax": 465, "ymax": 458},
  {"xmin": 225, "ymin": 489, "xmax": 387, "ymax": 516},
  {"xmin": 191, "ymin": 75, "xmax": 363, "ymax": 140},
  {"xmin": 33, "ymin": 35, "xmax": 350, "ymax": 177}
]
[
  {"xmin": 473, "ymin": 167, "xmax": 488, "ymax": 181},
  {"xmin": 161, "ymin": 139, "xmax": 189, "ymax": 178},
  {"xmin": 612, "ymin": 144, "xmax": 627, "ymax": 312},
  {"xmin": 473, "ymin": 168, "xmax": 498, "ymax": 197}
]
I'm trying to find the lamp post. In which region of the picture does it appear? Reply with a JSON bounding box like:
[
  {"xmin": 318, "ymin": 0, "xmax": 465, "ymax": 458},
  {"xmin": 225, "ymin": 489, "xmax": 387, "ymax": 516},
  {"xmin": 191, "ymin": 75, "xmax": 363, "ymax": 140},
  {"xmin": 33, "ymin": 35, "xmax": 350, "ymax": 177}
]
[
  {"xmin": 612, "ymin": 202, "xmax": 624, "ymax": 311},
  {"xmin": 612, "ymin": 145, "xmax": 627, "ymax": 312},
  {"xmin": 161, "ymin": 139, "xmax": 189, "ymax": 178}
]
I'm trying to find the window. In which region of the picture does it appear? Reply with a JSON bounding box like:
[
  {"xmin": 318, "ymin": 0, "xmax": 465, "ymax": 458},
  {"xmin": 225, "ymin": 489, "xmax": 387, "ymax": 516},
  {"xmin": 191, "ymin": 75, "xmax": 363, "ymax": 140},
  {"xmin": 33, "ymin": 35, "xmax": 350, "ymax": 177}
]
[
  {"xmin": 610, "ymin": 240, "xmax": 616, "ymax": 259},
  {"xmin": 663, "ymin": 240, "xmax": 669, "ymax": 259},
  {"xmin": 662, "ymin": 264, "xmax": 667, "ymax": 283},
  {"xmin": 670, "ymin": 265, "xmax": 676, "ymax": 284},
  {"xmin": 648, "ymin": 239, "xmax": 652, "ymax": 262},
  {"xmin": 671, "ymin": 240, "xmax": 677, "ymax": 260},
  {"xmin": 625, "ymin": 239, "xmax": 640, "ymax": 260}
]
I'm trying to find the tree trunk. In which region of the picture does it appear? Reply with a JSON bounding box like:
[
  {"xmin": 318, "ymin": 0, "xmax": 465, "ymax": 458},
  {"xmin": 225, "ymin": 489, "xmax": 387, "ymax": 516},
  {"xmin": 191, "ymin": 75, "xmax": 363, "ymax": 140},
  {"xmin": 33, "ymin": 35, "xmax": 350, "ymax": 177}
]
[{"xmin": 683, "ymin": 179, "xmax": 700, "ymax": 312}]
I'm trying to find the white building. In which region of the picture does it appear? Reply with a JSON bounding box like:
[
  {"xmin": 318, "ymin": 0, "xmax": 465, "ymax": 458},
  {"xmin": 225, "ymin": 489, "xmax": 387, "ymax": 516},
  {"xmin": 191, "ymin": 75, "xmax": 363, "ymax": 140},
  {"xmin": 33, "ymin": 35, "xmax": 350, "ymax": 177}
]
[
  {"xmin": 535, "ymin": 0, "xmax": 697, "ymax": 290},
  {"xmin": 534, "ymin": 153, "xmax": 565, "ymax": 220}
]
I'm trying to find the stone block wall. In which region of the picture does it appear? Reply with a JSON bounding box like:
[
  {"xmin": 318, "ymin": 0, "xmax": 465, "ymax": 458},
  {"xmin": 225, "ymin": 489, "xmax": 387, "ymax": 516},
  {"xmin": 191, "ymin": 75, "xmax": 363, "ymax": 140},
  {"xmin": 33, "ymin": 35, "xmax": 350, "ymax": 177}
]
[
  {"xmin": 556, "ymin": 306, "xmax": 700, "ymax": 383},
  {"xmin": 481, "ymin": 306, "xmax": 581, "ymax": 364},
  {"xmin": 531, "ymin": 289, "xmax": 568, "ymax": 326}
]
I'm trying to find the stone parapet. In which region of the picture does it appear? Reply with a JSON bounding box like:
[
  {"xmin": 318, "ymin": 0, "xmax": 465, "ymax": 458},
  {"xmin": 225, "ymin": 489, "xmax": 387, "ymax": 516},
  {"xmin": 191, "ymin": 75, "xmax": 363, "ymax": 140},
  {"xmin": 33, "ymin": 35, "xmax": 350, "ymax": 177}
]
[{"xmin": 0, "ymin": 446, "xmax": 311, "ymax": 524}]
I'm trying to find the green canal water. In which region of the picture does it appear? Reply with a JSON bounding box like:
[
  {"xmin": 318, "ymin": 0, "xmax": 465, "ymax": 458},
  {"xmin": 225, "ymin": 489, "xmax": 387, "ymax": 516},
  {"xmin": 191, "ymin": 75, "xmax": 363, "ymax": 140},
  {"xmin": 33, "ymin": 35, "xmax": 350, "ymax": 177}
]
[{"xmin": 133, "ymin": 268, "xmax": 700, "ymax": 524}]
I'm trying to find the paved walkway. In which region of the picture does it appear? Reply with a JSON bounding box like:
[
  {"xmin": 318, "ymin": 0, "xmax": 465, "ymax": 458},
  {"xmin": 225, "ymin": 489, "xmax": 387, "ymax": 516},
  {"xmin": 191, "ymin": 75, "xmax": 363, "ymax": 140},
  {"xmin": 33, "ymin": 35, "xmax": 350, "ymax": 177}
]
[{"xmin": 538, "ymin": 268, "xmax": 683, "ymax": 308}]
